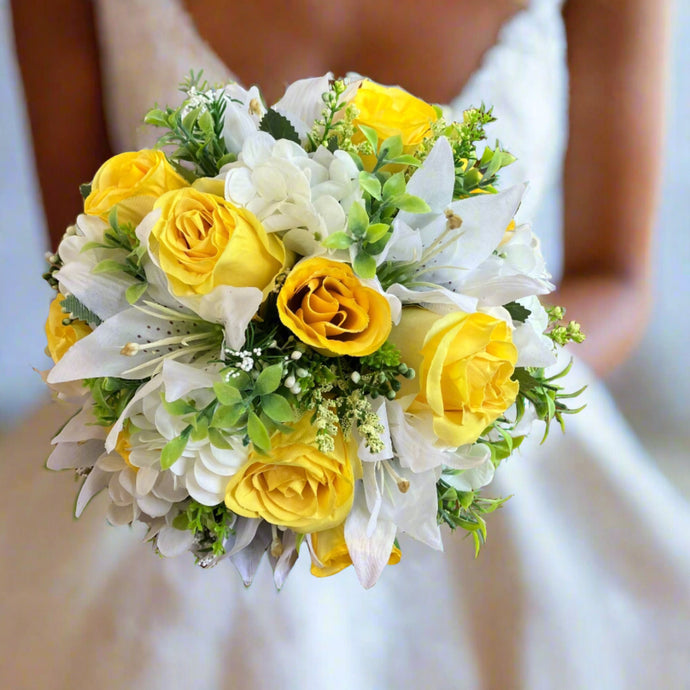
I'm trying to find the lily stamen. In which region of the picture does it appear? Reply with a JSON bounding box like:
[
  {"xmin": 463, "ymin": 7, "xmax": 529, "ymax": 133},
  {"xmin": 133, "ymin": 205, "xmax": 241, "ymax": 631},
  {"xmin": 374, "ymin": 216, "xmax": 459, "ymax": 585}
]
[{"xmin": 382, "ymin": 460, "xmax": 410, "ymax": 493}]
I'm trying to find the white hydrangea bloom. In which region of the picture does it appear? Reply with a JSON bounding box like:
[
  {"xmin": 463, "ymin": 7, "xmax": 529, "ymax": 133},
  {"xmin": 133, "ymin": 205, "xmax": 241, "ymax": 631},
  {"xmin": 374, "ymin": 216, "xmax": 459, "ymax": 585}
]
[
  {"xmin": 122, "ymin": 383, "xmax": 249, "ymax": 507},
  {"xmin": 223, "ymin": 132, "xmax": 362, "ymax": 256},
  {"xmin": 97, "ymin": 450, "xmax": 189, "ymax": 526}
]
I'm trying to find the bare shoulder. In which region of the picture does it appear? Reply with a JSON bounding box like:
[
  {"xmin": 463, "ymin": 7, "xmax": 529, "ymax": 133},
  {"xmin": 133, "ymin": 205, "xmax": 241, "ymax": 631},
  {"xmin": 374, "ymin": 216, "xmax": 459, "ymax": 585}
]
[{"xmin": 11, "ymin": 0, "xmax": 112, "ymax": 246}]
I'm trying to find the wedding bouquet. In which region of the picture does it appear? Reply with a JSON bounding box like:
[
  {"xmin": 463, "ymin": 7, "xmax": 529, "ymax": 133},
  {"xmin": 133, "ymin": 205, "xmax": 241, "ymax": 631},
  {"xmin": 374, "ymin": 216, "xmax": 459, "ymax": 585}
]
[{"xmin": 42, "ymin": 73, "xmax": 584, "ymax": 588}]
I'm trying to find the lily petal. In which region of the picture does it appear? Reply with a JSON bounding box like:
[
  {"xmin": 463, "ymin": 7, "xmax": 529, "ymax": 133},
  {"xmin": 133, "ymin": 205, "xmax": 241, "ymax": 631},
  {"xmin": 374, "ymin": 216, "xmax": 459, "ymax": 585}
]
[{"xmin": 345, "ymin": 484, "xmax": 397, "ymax": 589}]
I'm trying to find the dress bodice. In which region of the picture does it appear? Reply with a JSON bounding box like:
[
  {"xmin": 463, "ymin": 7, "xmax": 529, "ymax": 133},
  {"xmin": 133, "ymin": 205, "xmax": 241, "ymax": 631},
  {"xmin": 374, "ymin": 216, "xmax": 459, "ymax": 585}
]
[{"xmin": 93, "ymin": 0, "xmax": 568, "ymax": 279}]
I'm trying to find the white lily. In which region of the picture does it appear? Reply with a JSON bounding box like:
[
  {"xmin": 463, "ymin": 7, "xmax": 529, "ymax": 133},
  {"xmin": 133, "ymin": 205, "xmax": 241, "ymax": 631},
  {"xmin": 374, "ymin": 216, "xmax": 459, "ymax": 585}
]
[
  {"xmin": 56, "ymin": 214, "xmax": 139, "ymax": 321},
  {"xmin": 385, "ymin": 136, "xmax": 538, "ymax": 308},
  {"xmin": 344, "ymin": 483, "xmax": 398, "ymax": 589},
  {"xmin": 272, "ymin": 73, "xmax": 333, "ymax": 143}
]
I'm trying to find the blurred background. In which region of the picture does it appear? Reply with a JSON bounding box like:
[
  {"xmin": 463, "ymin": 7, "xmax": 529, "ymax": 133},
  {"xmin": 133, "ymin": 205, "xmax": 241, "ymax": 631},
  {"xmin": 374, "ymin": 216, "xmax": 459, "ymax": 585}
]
[{"xmin": 0, "ymin": 2, "xmax": 688, "ymax": 489}]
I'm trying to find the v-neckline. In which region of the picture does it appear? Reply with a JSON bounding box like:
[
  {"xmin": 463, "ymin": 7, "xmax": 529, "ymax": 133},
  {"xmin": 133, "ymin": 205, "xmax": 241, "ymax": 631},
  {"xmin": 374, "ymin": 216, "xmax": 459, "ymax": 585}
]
[{"xmin": 171, "ymin": 0, "xmax": 533, "ymax": 107}]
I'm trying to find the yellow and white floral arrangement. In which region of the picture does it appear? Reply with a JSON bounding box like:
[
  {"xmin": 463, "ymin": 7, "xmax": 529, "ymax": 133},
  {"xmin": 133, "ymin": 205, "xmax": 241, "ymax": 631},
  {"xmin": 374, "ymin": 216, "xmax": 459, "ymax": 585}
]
[{"xmin": 42, "ymin": 74, "xmax": 584, "ymax": 588}]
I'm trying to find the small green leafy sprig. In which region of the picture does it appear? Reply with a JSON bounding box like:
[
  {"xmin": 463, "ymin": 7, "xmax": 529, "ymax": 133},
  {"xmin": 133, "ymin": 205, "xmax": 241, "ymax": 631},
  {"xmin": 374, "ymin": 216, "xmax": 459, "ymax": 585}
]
[
  {"xmin": 85, "ymin": 376, "xmax": 142, "ymax": 427},
  {"xmin": 512, "ymin": 361, "xmax": 587, "ymax": 442},
  {"xmin": 171, "ymin": 500, "xmax": 236, "ymax": 559},
  {"xmin": 545, "ymin": 306, "xmax": 586, "ymax": 346},
  {"xmin": 145, "ymin": 71, "xmax": 232, "ymax": 178},
  {"xmin": 437, "ymin": 479, "xmax": 510, "ymax": 556},
  {"xmin": 78, "ymin": 208, "xmax": 149, "ymax": 305},
  {"xmin": 417, "ymin": 105, "xmax": 516, "ymax": 199},
  {"xmin": 307, "ymin": 79, "xmax": 350, "ymax": 151},
  {"xmin": 323, "ymin": 129, "xmax": 430, "ymax": 279}
]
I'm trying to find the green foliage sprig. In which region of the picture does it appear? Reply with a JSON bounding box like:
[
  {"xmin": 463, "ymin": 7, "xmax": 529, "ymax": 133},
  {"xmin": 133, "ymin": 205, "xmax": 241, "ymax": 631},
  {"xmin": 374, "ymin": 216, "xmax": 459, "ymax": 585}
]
[
  {"xmin": 437, "ymin": 480, "xmax": 510, "ymax": 556},
  {"xmin": 85, "ymin": 377, "xmax": 141, "ymax": 427},
  {"xmin": 172, "ymin": 501, "xmax": 236, "ymax": 558},
  {"xmin": 145, "ymin": 71, "xmax": 232, "ymax": 177},
  {"xmin": 512, "ymin": 361, "xmax": 587, "ymax": 442}
]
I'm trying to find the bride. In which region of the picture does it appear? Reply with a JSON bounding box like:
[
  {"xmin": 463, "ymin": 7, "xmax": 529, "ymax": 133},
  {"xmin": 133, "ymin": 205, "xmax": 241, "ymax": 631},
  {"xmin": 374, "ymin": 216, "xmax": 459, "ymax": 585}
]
[{"xmin": 7, "ymin": 1, "xmax": 687, "ymax": 688}]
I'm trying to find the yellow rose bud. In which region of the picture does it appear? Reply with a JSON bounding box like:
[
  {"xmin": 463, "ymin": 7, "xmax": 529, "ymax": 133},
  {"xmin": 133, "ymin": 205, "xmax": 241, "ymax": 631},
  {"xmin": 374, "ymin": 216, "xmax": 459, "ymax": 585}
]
[
  {"xmin": 84, "ymin": 150, "xmax": 188, "ymax": 226},
  {"xmin": 148, "ymin": 187, "xmax": 288, "ymax": 297},
  {"xmin": 277, "ymin": 258, "xmax": 391, "ymax": 357},
  {"xmin": 224, "ymin": 416, "xmax": 355, "ymax": 533},
  {"xmin": 391, "ymin": 308, "xmax": 519, "ymax": 447},
  {"xmin": 45, "ymin": 294, "xmax": 92, "ymax": 363},
  {"xmin": 351, "ymin": 80, "xmax": 438, "ymax": 170},
  {"xmin": 310, "ymin": 522, "xmax": 401, "ymax": 578}
]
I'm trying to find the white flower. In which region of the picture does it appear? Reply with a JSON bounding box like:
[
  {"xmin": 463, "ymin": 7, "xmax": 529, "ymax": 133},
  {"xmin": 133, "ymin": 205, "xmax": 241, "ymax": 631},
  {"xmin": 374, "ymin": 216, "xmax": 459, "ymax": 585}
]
[
  {"xmin": 221, "ymin": 84, "xmax": 264, "ymax": 153},
  {"xmin": 106, "ymin": 361, "xmax": 249, "ymax": 507},
  {"xmin": 272, "ymin": 73, "xmax": 333, "ymax": 143},
  {"xmin": 385, "ymin": 136, "xmax": 553, "ymax": 310},
  {"xmin": 512, "ymin": 296, "xmax": 558, "ymax": 368},
  {"xmin": 55, "ymin": 214, "xmax": 138, "ymax": 321},
  {"xmin": 224, "ymin": 132, "xmax": 361, "ymax": 256}
]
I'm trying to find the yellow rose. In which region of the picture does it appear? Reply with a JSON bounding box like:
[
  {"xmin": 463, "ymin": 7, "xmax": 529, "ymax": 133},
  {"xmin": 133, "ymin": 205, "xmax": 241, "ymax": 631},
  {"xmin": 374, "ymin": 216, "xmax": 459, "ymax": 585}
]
[
  {"xmin": 45, "ymin": 294, "xmax": 92, "ymax": 363},
  {"xmin": 84, "ymin": 150, "xmax": 188, "ymax": 226},
  {"xmin": 310, "ymin": 522, "xmax": 401, "ymax": 578},
  {"xmin": 277, "ymin": 258, "xmax": 391, "ymax": 357},
  {"xmin": 224, "ymin": 416, "xmax": 355, "ymax": 533},
  {"xmin": 390, "ymin": 308, "xmax": 519, "ymax": 447},
  {"xmin": 148, "ymin": 187, "xmax": 288, "ymax": 297},
  {"xmin": 351, "ymin": 80, "xmax": 438, "ymax": 169}
]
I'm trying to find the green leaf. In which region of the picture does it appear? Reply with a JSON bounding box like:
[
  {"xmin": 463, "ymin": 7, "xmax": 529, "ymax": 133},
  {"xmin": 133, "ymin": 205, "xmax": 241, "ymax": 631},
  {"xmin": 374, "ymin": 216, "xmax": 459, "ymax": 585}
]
[
  {"xmin": 322, "ymin": 231, "xmax": 354, "ymax": 250},
  {"xmin": 365, "ymin": 223, "xmax": 389, "ymax": 244},
  {"xmin": 224, "ymin": 371, "xmax": 252, "ymax": 390},
  {"xmin": 359, "ymin": 171, "xmax": 382, "ymax": 200},
  {"xmin": 504, "ymin": 301, "xmax": 532, "ymax": 323},
  {"xmin": 259, "ymin": 108, "xmax": 300, "ymax": 143},
  {"xmin": 162, "ymin": 397, "xmax": 197, "ymax": 417},
  {"xmin": 160, "ymin": 431, "xmax": 190, "ymax": 470},
  {"xmin": 247, "ymin": 410, "xmax": 271, "ymax": 451},
  {"xmin": 388, "ymin": 154, "xmax": 421, "ymax": 167},
  {"xmin": 357, "ymin": 124, "xmax": 379, "ymax": 151},
  {"xmin": 182, "ymin": 106, "xmax": 200, "ymax": 132},
  {"xmin": 92, "ymin": 259, "xmax": 126, "ymax": 275},
  {"xmin": 353, "ymin": 252, "xmax": 377, "ymax": 279},
  {"xmin": 79, "ymin": 183, "xmax": 92, "ymax": 199},
  {"xmin": 379, "ymin": 135, "xmax": 403, "ymax": 160},
  {"xmin": 125, "ymin": 282, "xmax": 148, "ymax": 305},
  {"xmin": 144, "ymin": 108, "xmax": 169, "ymax": 129},
  {"xmin": 363, "ymin": 233, "xmax": 391, "ymax": 255},
  {"xmin": 261, "ymin": 394, "xmax": 295, "ymax": 423},
  {"xmin": 190, "ymin": 416, "xmax": 209, "ymax": 442},
  {"xmin": 393, "ymin": 194, "xmax": 431, "ymax": 214},
  {"xmin": 213, "ymin": 381, "xmax": 243, "ymax": 405},
  {"xmin": 172, "ymin": 512, "xmax": 189, "ymax": 530},
  {"xmin": 198, "ymin": 109, "xmax": 214, "ymax": 135},
  {"xmin": 348, "ymin": 201, "xmax": 369, "ymax": 238},
  {"xmin": 60, "ymin": 294, "xmax": 102, "ymax": 326},
  {"xmin": 211, "ymin": 404, "xmax": 245, "ymax": 430},
  {"xmin": 254, "ymin": 363, "xmax": 283, "ymax": 396},
  {"xmin": 208, "ymin": 427, "xmax": 232, "ymax": 449},
  {"xmin": 382, "ymin": 172, "xmax": 406, "ymax": 200}
]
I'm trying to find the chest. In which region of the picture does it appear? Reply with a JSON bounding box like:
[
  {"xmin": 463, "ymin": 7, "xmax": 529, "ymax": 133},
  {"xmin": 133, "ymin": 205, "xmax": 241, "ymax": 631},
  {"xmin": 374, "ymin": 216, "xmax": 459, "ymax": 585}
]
[{"xmin": 182, "ymin": 0, "xmax": 526, "ymax": 103}]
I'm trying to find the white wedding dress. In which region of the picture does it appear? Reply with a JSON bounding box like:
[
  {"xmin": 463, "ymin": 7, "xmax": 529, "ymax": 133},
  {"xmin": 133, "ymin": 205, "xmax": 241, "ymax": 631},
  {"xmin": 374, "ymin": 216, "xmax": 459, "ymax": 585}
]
[{"xmin": 3, "ymin": 1, "xmax": 690, "ymax": 688}]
